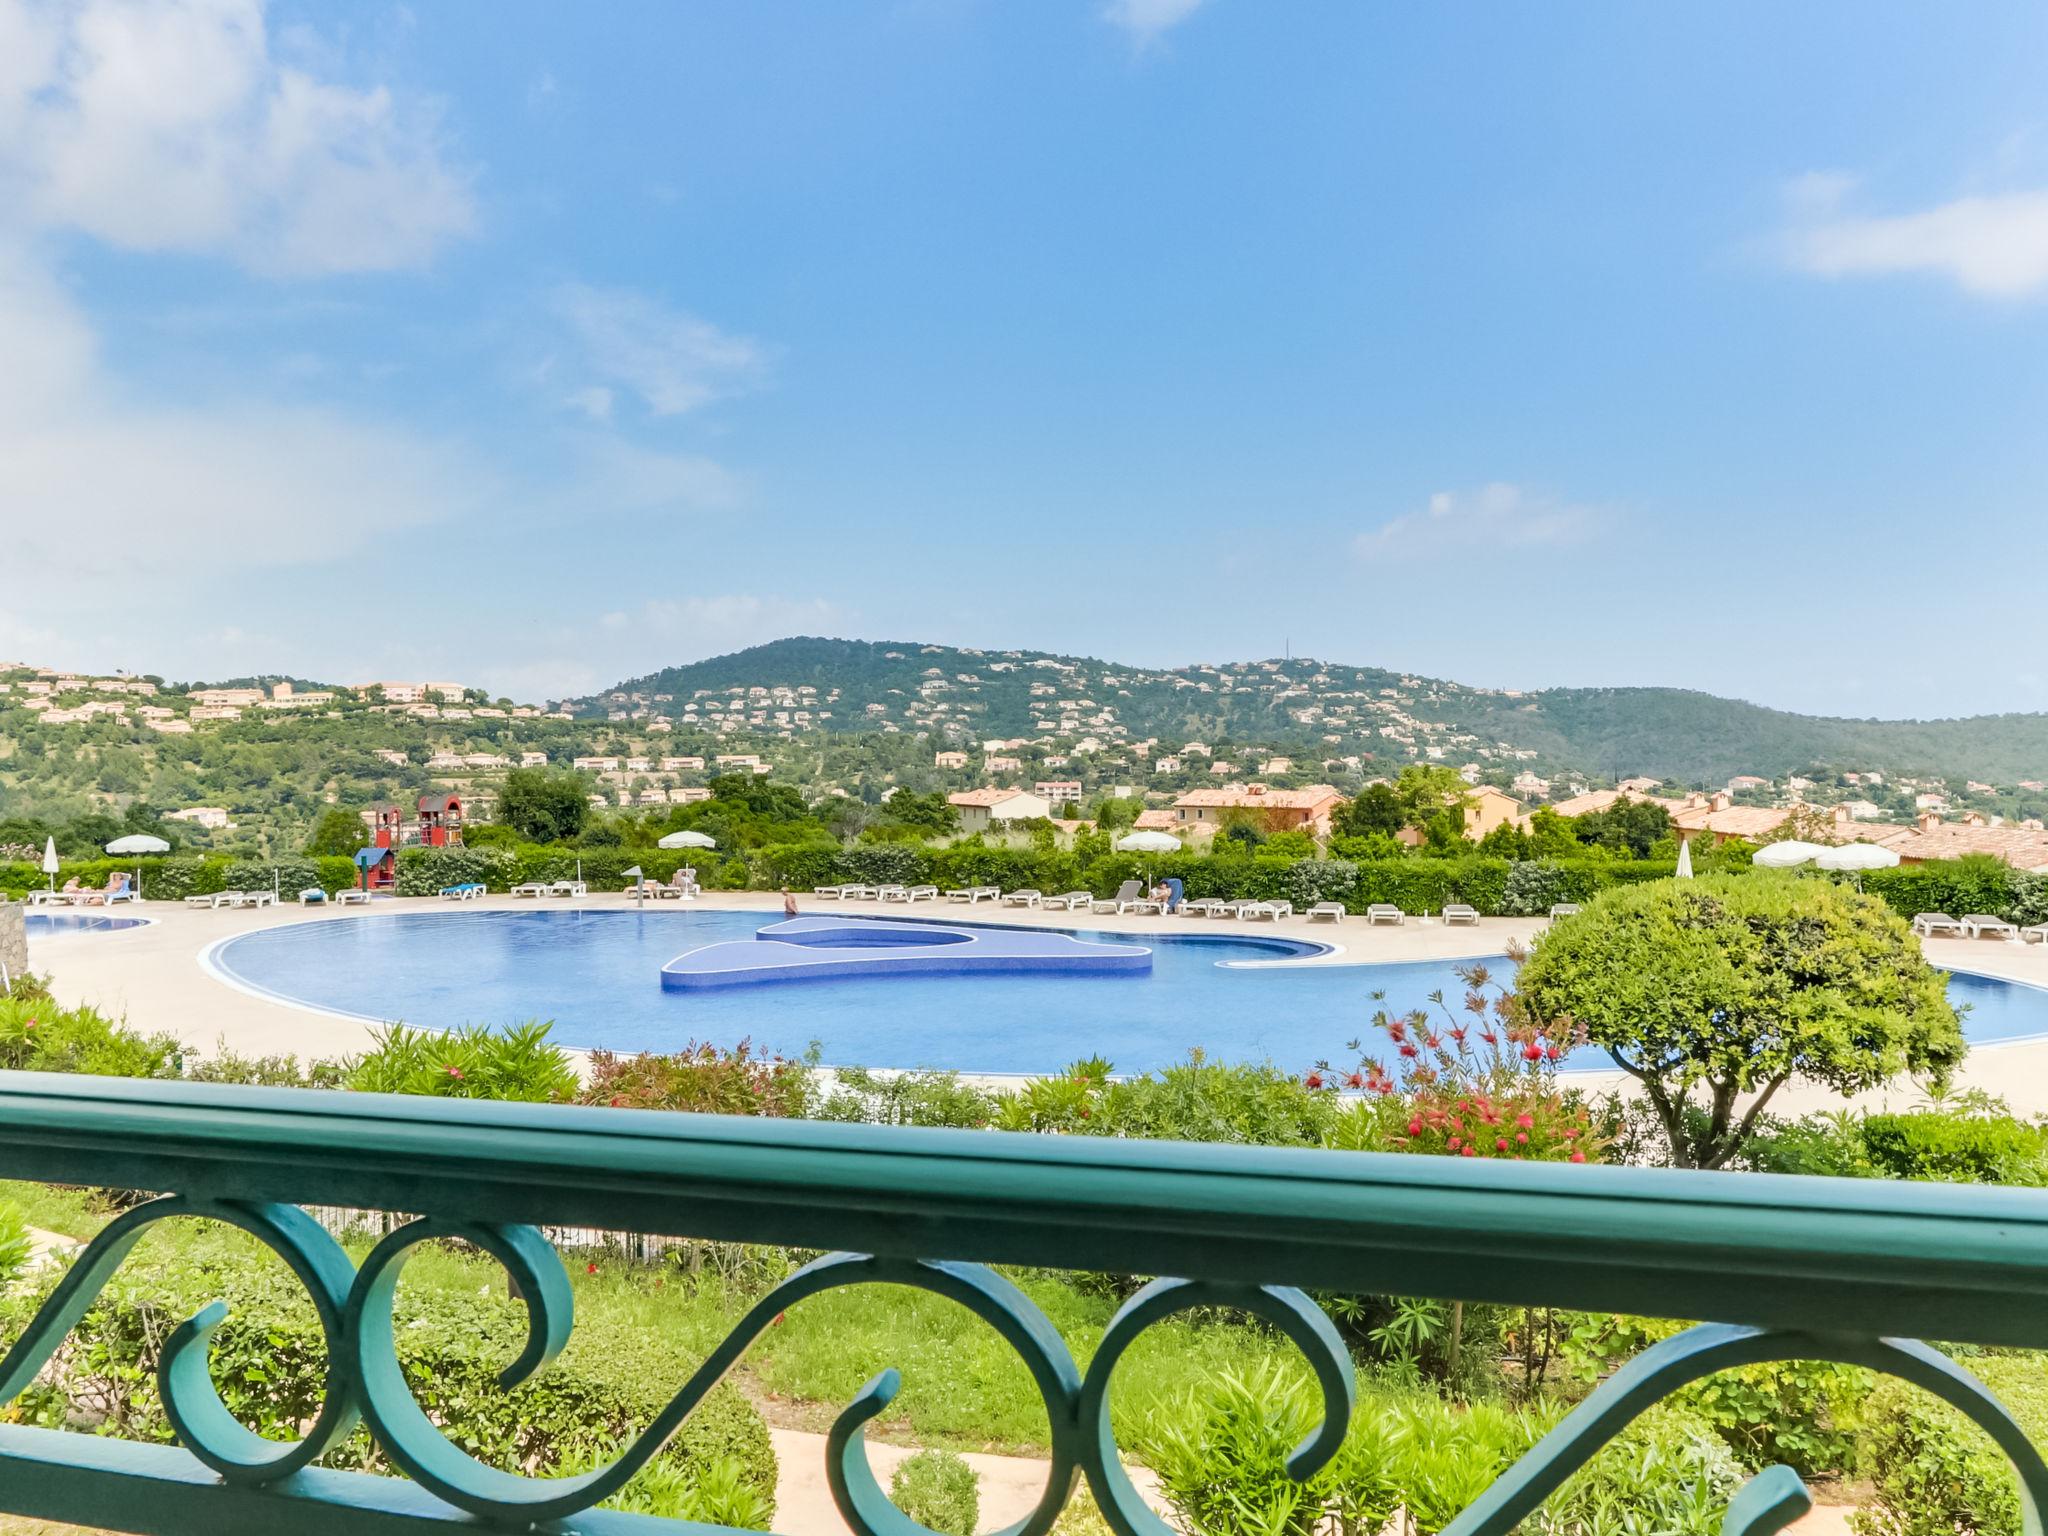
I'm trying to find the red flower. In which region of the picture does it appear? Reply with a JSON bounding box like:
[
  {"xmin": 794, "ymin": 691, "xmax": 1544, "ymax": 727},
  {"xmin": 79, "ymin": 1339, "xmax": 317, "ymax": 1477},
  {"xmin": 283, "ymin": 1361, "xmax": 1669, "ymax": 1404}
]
[
  {"xmin": 586, "ymin": 1262, "xmax": 598, "ymax": 1274},
  {"xmin": 1481, "ymin": 1031, "xmax": 1498, "ymax": 1046},
  {"xmin": 446, "ymin": 1066, "xmax": 464, "ymax": 1079},
  {"xmin": 1399, "ymin": 1043, "xmax": 1419, "ymax": 1058},
  {"xmin": 1460, "ymin": 1145, "xmax": 1476, "ymax": 1157},
  {"xmin": 1345, "ymin": 1071, "xmax": 1364, "ymax": 1089},
  {"xmin": 1495, "ymin": 1137, "xmax": 1508, "ymax": 1152},
  {"xmin": 1304, "ymin": 1072, "xmax": 1325, "ymax": 1090},
  {"xmin": 1569, "ymin": 1150, "xmax": 1587, "ymax": 1164},
  {"xmin": 1522, "ymin": 1043, "xmax": 1543, "ymax": 1061},
  {"xmin": 1407, "ymin": 1119, "xmax": 1423, "ymax": 1137},
  {"xmin": 1447, "ymin": 1136, "xmax": 1462, "ymax": 1150},
  {"xmin": 1516, "ymin": 1131, "xmax": 1529, "ymax": 1144},
  {"xmin": 1546, "ymin": 1044, "xmax": 1564, "ymax": 1061},
  {"xmin": 1515, "ymin": 1112, "xmax": 1534, "ymax": 1129}
]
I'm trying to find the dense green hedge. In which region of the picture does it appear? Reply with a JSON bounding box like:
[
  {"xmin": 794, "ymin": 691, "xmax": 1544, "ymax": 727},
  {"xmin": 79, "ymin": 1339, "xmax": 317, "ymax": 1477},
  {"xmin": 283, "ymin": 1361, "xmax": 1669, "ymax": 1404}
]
[
  {"xmin": 747, "ymin": 847, "xmax": 1681, "ymax": 914},
  {"xmin": 1856, "ymin": 1353, "xmax": 2048, "ymax": 1536},
  {"xmin": 10, "ymin": 842, "xmax": 2045, "ymax": 922}
]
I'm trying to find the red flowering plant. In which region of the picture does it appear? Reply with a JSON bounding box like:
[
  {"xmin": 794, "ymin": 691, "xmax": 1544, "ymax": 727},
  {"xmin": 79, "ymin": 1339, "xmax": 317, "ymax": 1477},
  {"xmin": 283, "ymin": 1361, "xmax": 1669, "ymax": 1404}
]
[{"xmin": 1311, "ymin": 958, "xmax": 1602, "ymax": 1163}]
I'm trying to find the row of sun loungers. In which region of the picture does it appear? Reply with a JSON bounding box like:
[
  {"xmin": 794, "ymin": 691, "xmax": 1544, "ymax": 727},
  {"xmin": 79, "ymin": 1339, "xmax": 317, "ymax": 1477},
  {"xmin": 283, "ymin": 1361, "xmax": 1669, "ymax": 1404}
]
[
  {"xmin": 26, "ymin": 884, "xmax": 139, "ymax": 907},
  {"xmin": 509, "ymin": 881, "xmax": 588, "ymax": 898},
  {"xmin": 1914, "ymin": 912, "xmax": 2029, "ymax": 941},
  {"xmin": 181, "ymin": 890, "xmax": 278, "ymax": 909}
]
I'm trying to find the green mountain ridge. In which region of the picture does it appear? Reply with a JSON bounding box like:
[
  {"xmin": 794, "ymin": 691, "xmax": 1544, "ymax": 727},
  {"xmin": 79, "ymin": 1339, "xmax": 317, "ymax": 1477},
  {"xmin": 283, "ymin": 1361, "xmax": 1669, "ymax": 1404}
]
[{"xmin": 586, "ymin": 636, "xmax": 2048, "ymax": 785}]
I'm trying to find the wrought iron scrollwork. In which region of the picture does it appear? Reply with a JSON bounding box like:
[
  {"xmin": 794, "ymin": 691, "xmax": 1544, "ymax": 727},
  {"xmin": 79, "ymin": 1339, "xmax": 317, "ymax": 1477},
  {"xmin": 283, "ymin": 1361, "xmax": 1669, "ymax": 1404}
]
[{"xmin": 4, "ymin": 1195, "xmax": 2045, "ymax": 1535}]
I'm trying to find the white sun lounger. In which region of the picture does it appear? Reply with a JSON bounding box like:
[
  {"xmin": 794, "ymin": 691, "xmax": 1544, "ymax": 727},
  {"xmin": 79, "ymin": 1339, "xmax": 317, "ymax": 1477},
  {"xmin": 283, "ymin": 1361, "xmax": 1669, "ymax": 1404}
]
[
  {"xmin": 1003, "ymin": 889, "xmax": 1043, "ymax": 907},
  {"xmin": 510, "ymin": 882, "xmax": 548, "ymax": 898},
  {"xmin": 1182, "ymin": 898, "xmax": 1224, "ymax": 916},
  {"xmin": 1241, "ymin": 900, "xmax": 1292, "ymax": 921},
  {"xmin": 548, "ymin": 881, "xmax": 587, "ymax": 898},
  {"xmin": 25, "ymin": 890, "xmax": 66, "ymax": 907},
  {"xmin": 2024, "ymin": 923, "xmax": 2048, "ymax": 945},
  {"xmin": 1041, "ymin": 891, "xmax": 1093, "ymax": 910},
  {"xmin": 946, "ymin": 886, "xmax": 1000, "ymax": 904},
  {"xmin": 1549, "ymin": 903, "xmax": 1582, "ymax": 918},
  {"xmin": 1443, "ymin": 904, "xmax": 1480, "ymax": 926},
  {"xmin": 874, "ymin": 884, "xmax": 910, "ymax": 902},
  {"xmin": 813, "ymin": 884, "xmax": 849, "ymax": 900},
  {"xmin": 1911, "ymin": 913, "xmax": 1965, "ymax": 937},
  {"xmin": 1094, "ymin": 880, "xmax": 1161, "ymax": 915},
  {"xmin": 1365, "ymin": 904, "xmax": 1406, "ymax": 926},
  {"xmin": 1962, "ymin": 914, "xmax": 2020, "ymax": 940},
  {"xmin": 334, "ymin": 889, "xmax": 370, "ymax": 905},
  {"xmin": 1306, "ymin": 902, "xmax": 1346, "ymax": 921},
  {"xmin": 184, "ymin": 893, "xmax": 227, "ymax": 909}
]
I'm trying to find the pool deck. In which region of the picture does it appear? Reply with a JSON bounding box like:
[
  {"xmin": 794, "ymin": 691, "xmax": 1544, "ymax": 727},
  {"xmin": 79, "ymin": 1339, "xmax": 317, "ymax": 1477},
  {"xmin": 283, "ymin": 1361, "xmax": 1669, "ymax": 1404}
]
[{"xmin": 23, "ymin": 891, "xmax": 2048, "ymax": 1112}]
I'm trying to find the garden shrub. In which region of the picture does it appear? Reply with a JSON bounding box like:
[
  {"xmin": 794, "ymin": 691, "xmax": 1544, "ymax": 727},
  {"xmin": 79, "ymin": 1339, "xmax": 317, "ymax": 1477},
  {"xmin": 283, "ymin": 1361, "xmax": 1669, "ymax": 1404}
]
[
  {"xmin": 996, "ymin": 1054, "xmax": 1336, "ymax": 1145},
  {"xmin": 0, "ymin": 1200, "xmax": 29, "ymax": 1290},
  {"xmin": 344, "ymin": 1021, "xmax": 579, "ymax": 1102},
  {"xmin": 0, "ymin": 995, "xmax": 182, "ymax": 1078},
  {"xmin": 1855, "ymin": 1353, "xmax": 2048, "ymax": 1536},
  {"xmin": 891, "ymin": 1449, "xmax": 979, "ymax": 1536},
  {"xmin": 1566, "ymin": 1315, "xmax": 1869, "ymax": 1476},
  {"xmin": 582, "ymin": 1041, "xmax": 815, "ymax": 1116},
  {"xmin": 395, "ymin": 845, "xmax": 520, "ymax": 896},
  {"xmin": 840, "ymin": 844, "xmax": 929, "ymax": 887},
  {"xmin": 812, "ymin": 1065, "xmax": 1000, "ymax": 1128},
  {"xmin": 9, "ymin": 1226, "xmax": 777, "ymax": 1525},
  {"xmin": 1279, "ymin": 857, "xmax": 1357, "ymax": 909},
  {"xmin": 1860, "ymin": 1110, "xmax": 2048, "ymax": 1186},
  {"xmin": 1499, "ymin": 860, "xmax": 1597, "ymax": 917}
]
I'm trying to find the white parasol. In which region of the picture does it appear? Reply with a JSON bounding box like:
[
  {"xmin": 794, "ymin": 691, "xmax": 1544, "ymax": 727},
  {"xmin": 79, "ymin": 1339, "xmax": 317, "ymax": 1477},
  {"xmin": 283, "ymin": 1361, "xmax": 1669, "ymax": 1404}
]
[{"xmin": 1752, "ymin": 840, "xmax": 1828, "ymax": 869}]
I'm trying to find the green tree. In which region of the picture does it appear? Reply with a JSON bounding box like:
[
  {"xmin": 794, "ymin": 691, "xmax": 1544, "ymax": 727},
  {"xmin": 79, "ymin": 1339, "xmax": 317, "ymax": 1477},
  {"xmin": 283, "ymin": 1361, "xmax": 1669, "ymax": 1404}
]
[
  {"xmin": 498, "ymin": 768, "xmax": 592, "ymax": 844},
  {"xmin": 1516, "ymin": 874, "xmax": 1963, "ymax": 1169},
  {"xmin": 876, "ymin": 789, "xmax": 959, "ymax": 837},
  {"xmin": 1525, "ymin": 805, "xmax": 1582, "ymax": 859},
  {"xmin": 1573, "ymin": 798, "xmax": 1673, "ymax": 857},
  {"xmin": 1333, "ymin": 783, "xmax": 1404, "ymax": 839},
  {"xmin": 1090, "ymin": 795, "xmax": 1140, "ymax": 833},
  {"xmin": 304, "ymin": 808, "xmax": 363, "ymax": 857}
]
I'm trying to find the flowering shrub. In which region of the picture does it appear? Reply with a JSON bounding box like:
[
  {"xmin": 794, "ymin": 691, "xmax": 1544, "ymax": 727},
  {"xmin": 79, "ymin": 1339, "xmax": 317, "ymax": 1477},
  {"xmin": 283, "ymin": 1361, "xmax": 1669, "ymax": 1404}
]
[
  {"xmin": 583, "ymin": 1039, "xmax": 814, "ymax": 1117},
  {"xmin": 1312, "ymin": 960, "xmax": 1599, "ymax": 1163}
]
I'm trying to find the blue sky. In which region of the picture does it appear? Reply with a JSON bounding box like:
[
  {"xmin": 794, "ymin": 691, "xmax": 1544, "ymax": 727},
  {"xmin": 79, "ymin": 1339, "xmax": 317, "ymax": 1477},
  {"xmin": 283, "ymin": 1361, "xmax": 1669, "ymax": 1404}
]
[{"xmin": 4, "ymin": 1, "xmax": 2047, "ymax": 718}]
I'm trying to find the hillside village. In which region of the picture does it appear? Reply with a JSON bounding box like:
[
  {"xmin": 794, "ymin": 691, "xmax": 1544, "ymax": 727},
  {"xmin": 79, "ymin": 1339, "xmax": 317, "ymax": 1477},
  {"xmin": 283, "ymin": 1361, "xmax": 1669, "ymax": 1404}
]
[{"xmin": 8, "ymin": 642, "xmax": 2048, "ymax": 871}]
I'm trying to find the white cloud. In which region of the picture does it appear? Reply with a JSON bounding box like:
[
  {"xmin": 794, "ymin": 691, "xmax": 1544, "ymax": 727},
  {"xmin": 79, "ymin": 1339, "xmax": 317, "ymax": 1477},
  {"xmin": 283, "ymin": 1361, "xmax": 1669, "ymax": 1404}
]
[
  {"xmin": 1779, "ymin": 173, "xmax": 2048, "ymax": 298},
  {"xmin": 556, "ymin": 282, "xmax": 771, "ymax": 417},
  {"xmin": 1103, "ymin": 0, "xmax": 1206, "ymax": 45},
  {"xmin": 0, "ymin": 243, "xmax": 489, "ymax": 584},
  {"xmin": 0, "ymin": 0, "xmax": 474, "ymax": 275},
  {"xmin": 1355, "ymin": 483, "xmax": 1601, "ymax": 559}
]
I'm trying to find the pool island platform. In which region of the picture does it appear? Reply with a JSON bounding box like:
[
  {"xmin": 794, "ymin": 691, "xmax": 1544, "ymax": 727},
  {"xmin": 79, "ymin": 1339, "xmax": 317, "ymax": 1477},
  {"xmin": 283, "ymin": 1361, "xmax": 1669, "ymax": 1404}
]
[{"xmin": 660, "ymin": 914, "xmax": 1153, "ymax": 990}]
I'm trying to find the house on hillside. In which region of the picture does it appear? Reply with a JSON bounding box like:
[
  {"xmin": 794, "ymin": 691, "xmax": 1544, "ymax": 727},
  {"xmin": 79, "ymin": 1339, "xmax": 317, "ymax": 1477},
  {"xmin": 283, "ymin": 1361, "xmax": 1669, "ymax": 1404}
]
[
  {"xmin": 1171, "ymin": 784, "xmax": 1344, "ymax": 837},
  {"xmin": 948, "ymin": 787, "xmax": 1052, "ymax": 833},
  {"xmin": 1393, "ymin": 785, "xmax": 1528, "ymax": 845}
]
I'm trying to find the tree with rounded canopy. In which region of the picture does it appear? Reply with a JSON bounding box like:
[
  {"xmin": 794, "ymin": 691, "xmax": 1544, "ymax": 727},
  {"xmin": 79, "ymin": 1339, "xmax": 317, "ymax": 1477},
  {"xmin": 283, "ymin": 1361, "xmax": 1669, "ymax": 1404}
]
[
  {"xmin": 303, "ymin": 807, "xmax": 363, "ymax": 857},
  {"xmin": 497, "ymin": 767, "xmax": 592, "ymax": 844},
  {"xmin": 1514, "ymin": 873, "xmax": 1962, "ymax": 1169}
]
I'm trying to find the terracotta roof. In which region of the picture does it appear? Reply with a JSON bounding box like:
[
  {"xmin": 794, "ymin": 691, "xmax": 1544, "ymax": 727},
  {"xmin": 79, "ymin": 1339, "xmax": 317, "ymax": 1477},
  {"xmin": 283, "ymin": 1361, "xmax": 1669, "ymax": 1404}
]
[
  {"xmin": 1866, "ymin": 823, "xmax": 2048, "ymax": 870},
  {"xmin": 1172, "ymin": 784, "xmax": 1343, "ymax": 811},
  {"xmin": 1550, "ymin": 788, "xmax": 1689, "ymax": 818},
  {"xmin": 1133, "ymin": 808, "xmax": 1180, "ymax": 830},
  {"xmin": 948, "ymin": 787, "xmax": 1037, "ymax": 808},
  {"xmin": 1671, "ymin": 803, "xmax": 1793, "ymax": 839}
]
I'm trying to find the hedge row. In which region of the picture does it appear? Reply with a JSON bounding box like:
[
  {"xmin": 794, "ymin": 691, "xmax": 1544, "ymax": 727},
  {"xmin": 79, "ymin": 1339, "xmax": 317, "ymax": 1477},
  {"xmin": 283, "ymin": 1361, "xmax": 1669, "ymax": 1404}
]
[{"xmin": 12, "ymin": 844, "xmax": 2046, "ymax": 923}]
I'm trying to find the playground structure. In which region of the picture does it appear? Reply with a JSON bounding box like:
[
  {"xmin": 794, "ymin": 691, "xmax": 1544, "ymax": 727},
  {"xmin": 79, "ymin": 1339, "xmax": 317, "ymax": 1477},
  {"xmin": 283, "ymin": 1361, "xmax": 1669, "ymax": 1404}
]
[{"xmin": 353, "ymin": 792, "xmax": 465, "ymax": 891}]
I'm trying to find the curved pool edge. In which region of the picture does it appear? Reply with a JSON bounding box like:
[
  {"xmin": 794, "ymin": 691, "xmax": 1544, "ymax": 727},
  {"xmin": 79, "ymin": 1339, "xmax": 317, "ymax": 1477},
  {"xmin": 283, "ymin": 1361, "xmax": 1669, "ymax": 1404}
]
[{"xmin": 191, "ymin": 905, "xmax": 2048, "ymax": 1077}]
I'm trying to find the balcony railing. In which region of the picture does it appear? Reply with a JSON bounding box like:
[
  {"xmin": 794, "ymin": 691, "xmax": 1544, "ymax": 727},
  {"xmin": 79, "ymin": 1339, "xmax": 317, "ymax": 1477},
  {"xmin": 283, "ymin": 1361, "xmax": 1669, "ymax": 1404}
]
[{"xmin": 4, "ymin": 1069, "xmax": 2048, "ymax": 1534}]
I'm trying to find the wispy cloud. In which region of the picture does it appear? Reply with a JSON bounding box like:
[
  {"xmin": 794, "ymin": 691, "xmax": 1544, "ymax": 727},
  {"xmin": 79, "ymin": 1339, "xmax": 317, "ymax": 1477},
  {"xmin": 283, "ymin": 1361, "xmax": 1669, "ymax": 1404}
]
[
  {"xmin": 1355, "ymin": 483, "xmax": 1601, "ymax": 559},
  {"xmin": 1102, "ymin": 0, "xmax": 1206, "ymax": 47},
  {"xmin": 1778, "ymin": 172, "xmax": 2048, "ymax": 298},
  {"xmin": 555, "ymin": 282, "xmax": 772, "ymax": 417},
  {"xmin": 0, "ymin": 0, "xmax": 475, "ymax": 276}
]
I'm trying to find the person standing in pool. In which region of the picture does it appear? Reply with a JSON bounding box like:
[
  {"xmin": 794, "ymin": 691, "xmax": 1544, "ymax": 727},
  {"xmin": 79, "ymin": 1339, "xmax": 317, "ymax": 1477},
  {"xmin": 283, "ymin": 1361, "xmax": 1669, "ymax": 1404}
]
[{"xmin": 782, "ymin": 886, "xmax": 799, "ymax": 918}]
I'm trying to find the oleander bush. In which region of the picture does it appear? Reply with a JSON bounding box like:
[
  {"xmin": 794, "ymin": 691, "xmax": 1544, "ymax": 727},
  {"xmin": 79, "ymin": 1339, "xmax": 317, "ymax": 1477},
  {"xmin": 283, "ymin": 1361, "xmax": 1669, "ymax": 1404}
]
[
  {"xmin": 343, "ymin": 1021, "xmax": 579, "ymax": 1102},
  {"xmin": 582, "ymin": 1040, "xmax": 815, "ymax": 1116},
  {"xmin": 890, "ymin": 1449, "xmax": 980, "ymax": 1536},
  {"xmin": 0, "ymin": 994, "xmax": 182, "ymax": 1077}
]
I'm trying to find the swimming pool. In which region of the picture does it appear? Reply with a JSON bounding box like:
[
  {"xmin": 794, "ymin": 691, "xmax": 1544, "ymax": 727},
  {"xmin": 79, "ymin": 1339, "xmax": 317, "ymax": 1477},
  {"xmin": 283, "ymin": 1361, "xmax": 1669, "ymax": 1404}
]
[
  {"xmin": 25, "ymin": 912, "xmax": 152, "ymax": 936},
  {"xmin": 207, "ymin": 909, "xmax": 2048, "ymax": 1077}
]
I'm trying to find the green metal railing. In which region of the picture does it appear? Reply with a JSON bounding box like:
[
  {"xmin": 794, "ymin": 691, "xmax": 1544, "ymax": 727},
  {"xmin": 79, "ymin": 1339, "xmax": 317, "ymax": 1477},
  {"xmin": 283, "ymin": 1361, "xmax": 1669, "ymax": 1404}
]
[{"xmin": 2, "ymin": 1069, "xmax": 2046, "ymax": 1534}]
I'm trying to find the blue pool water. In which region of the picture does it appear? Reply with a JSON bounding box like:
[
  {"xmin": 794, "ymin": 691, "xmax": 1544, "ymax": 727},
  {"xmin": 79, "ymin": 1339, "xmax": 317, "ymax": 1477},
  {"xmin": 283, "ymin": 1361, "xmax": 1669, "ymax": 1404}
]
[
  {"xmin": 25, "ymin": 913, "xmax": 150, "ymax": 935},
  {"xmin": 209, "ymin": 909, "xmax": 2048, "ymax": 1077}
]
